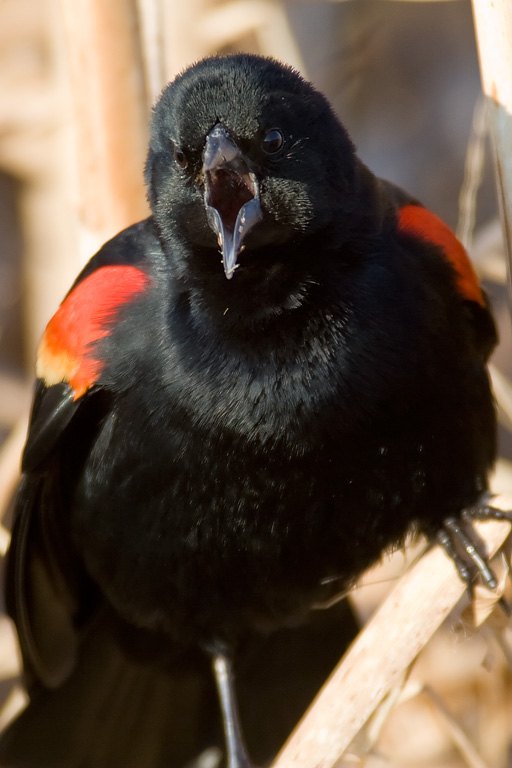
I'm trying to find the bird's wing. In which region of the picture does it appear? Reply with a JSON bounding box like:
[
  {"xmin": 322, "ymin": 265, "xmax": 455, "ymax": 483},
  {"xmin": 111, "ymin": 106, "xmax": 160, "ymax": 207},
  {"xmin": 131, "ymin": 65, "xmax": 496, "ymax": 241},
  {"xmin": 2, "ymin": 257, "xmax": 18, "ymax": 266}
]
[
  {"xmin": 383, "ymin": 180, "xmax": 497, "ymax": 362},
  {"xmin": 6, "ymin": 226, "xmax": 154, "ymax": 690}
]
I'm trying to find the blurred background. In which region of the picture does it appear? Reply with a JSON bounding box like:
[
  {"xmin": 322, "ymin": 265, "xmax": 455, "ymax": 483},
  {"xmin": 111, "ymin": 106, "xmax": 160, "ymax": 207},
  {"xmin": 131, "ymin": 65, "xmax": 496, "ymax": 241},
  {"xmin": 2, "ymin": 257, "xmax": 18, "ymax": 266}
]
[{"xmin": 0, "ymin": 0, "xmax": 511, "ymax": 766}]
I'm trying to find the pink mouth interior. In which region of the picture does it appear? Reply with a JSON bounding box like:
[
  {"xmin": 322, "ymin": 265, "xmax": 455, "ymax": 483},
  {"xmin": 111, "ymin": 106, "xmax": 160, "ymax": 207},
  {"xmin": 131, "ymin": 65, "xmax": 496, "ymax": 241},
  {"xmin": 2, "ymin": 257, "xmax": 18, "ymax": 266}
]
[{"xmin": 206, "ymin": 170, "xmax": 256, "ymax": 232}]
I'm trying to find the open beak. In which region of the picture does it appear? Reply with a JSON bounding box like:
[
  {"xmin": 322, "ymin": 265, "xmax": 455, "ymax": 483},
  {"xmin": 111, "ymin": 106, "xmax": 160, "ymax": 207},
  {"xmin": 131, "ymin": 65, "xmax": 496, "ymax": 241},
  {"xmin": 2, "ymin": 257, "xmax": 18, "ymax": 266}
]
[{"xmin": 203, "ymin": 124, "xmax": 262, "ymax": 279}]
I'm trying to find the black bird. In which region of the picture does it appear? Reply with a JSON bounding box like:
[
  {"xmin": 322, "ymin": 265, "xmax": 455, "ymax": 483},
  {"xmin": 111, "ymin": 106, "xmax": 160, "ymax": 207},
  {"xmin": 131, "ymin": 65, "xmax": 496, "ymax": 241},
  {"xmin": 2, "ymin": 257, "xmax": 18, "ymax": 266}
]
[{"xmin": 0, "ymin": 53, "xmax": 507, "ymax": 768}]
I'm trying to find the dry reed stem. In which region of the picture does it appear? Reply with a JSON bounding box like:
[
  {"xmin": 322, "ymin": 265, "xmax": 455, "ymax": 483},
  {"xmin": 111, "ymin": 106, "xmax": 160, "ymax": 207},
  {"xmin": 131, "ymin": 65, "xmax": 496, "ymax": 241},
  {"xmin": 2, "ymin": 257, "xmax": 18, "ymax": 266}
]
[{"xmin": 472, "ymin": 0, "xmax": 512, "ymax": 276}]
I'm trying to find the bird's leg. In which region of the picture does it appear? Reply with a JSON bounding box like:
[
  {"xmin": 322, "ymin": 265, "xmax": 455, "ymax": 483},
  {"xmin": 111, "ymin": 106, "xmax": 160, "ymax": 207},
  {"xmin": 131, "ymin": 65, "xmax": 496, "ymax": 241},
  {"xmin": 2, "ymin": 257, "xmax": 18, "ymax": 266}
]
[
  {"xmin": 211, "ymin": 653, "xmax": 254, "ymax": 768},
  {"xmin": 436, "ymin": 497, "xmax": 512, "ymax": 590}
]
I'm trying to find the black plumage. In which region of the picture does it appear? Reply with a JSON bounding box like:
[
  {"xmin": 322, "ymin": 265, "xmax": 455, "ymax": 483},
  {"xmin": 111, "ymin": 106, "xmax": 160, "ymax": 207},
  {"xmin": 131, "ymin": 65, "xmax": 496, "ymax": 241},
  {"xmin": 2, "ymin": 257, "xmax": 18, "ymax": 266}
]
[{"xmin": 0, "ymin": 54, "xmax": 505, "ymax": 768}]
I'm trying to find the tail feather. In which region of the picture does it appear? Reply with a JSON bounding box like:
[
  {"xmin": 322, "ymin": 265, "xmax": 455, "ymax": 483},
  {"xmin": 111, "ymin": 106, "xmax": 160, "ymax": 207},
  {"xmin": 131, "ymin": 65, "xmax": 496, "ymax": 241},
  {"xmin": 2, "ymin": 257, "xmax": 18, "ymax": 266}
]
[
  {"xmin": 0, "ymin": 600, "xmax": 359, "ymax": 767},
  {"xmin": 0, "ymin": 616, "xmax": 216, "ymax": 768}
]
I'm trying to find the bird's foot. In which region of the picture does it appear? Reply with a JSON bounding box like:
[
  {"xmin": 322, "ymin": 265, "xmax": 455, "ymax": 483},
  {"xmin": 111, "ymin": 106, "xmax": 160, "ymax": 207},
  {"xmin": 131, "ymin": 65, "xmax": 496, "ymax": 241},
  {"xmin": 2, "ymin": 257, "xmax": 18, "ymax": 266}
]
[{"xmin": 436, "ymin": 499, "xmax": 512, "ymax": 591}]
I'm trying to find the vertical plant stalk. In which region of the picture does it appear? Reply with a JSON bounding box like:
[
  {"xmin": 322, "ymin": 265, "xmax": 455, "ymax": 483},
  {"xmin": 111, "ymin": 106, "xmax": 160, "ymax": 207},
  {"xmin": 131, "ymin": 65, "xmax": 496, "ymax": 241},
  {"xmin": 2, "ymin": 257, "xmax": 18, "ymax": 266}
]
[
  {"xmin": 472, "ymin": 0, "xmax": 512, "ymax": 295},
  {"xmin": 60, "ymin": 0, "xmax": 150, "ymax": 250}
]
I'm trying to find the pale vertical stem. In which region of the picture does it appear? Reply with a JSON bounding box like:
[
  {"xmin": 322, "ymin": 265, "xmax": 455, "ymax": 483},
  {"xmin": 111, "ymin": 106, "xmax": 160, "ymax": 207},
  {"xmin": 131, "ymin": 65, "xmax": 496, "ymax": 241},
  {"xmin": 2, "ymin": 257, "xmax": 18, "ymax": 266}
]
[
  {"xmin": 59, "ymin": 0, "xmax": 150, "ymax": 254},
  {"xmin": 471, "ymin": 0, "xmax": 512, "ymax": 290},
  {"xmin": 136, "ymin": 0, "xmax": 166, "ymax": 106}
]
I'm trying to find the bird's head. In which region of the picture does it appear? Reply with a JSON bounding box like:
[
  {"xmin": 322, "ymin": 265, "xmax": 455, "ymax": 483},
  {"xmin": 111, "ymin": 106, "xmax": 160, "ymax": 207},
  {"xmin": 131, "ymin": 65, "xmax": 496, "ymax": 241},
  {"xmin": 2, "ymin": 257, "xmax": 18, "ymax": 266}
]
[{"xmin": 145, "ymin": 54, "xmax": 357, "ymax": 281}]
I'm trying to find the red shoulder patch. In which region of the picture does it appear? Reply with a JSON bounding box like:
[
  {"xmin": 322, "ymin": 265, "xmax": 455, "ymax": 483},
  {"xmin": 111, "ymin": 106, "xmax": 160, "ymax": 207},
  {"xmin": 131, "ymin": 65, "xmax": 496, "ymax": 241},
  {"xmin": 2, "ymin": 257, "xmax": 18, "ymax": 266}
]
[
  {"xmin": 36, "ymin": 265, "xmax": 150, "ymax": 399},
  {"xmin": 397, "ymin": 204, "xmax": 484, "ymax": 307}
]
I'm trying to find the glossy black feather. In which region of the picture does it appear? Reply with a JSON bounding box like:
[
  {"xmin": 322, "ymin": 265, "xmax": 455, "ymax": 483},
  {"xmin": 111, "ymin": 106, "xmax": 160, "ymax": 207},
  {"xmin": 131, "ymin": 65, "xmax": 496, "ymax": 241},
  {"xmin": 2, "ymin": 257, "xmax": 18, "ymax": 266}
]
[
  {"xmin": 22, "ymin": 382, "xmax": 80, "ymax": 473},
  {"xmin": 1, "ymin": 54, "xmax": 498, "ymax": 767}
]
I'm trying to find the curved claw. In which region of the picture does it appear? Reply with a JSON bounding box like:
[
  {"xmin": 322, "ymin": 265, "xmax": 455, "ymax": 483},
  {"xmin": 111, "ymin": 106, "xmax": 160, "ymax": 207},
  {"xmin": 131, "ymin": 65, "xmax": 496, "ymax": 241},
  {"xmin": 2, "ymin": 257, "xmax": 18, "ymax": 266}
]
[
  {"xmin": 439, "ymin": 517, "xmax": 497, "ymax": 589},
  {"xmin": 436, "ymin": 525, "xmax": 474, "ymax": 588},
  {"xmin": 436, "ymin": 498, "xmax": 512, "ymax": 591}
]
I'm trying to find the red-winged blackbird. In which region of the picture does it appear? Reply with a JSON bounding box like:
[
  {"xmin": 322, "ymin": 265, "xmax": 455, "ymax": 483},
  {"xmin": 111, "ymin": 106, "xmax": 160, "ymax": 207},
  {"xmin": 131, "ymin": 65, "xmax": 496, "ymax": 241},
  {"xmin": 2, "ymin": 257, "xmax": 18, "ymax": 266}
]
[{"xmin": 0, "ymin": 53, "xmax": 507, "ymax": 768}]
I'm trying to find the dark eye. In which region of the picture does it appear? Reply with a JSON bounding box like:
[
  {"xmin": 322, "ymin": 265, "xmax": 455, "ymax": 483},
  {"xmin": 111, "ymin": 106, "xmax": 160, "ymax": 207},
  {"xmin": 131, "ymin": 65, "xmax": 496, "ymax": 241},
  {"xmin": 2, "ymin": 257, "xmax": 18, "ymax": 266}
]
[
  {"xmin": 262, "ymin": 128, "xmax": 284, "ymax": 155},
  {"xmin": 173, "ymin": 145, "xmax": 188, "ymax": 169}
]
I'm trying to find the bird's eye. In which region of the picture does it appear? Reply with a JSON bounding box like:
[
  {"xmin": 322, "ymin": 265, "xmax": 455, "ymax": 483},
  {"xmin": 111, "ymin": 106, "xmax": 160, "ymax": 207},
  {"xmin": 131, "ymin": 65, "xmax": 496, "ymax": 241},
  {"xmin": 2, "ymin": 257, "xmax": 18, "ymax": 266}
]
[
  {"xmin": 173, "ymin": 146, "xmax": 188, "ymax": 169},
  {"xmin": 262, "ymin": 129, "xmax": 284, "ymax": 155}
]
